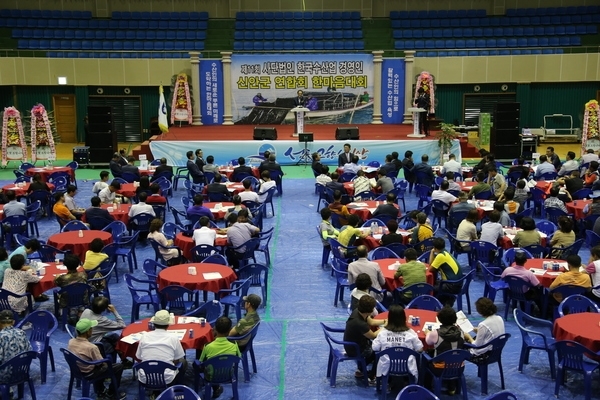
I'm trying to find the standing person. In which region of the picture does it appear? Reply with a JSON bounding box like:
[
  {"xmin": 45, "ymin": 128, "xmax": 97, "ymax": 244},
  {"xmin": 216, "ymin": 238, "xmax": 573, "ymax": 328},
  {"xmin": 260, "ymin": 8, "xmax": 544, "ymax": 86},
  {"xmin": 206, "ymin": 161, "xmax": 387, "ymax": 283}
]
[
  {"xmin": 195, "ymin": 149, "xmax": 205, "ymax": 172},
  {"xmin": 343, "ymin": 295, "xmax": 382, "ymax": 381},
  {"xmin": 464, "ymin": 297, "xmax": 505, "ymax": 360},
  {"xmin": 0, "ymin": 309, "xmax": 32, "ymax": 384},
  {"xmin": 198, "ymin": 316, "xmax": 241, "ymax": 399},
  {"xmin": 293, "ymin": 89, "xmax": 305, "ymax": 107},
  {"xmin": 136, "ymin": 310, "xmax": 187, "ymax": 385},
  {"xmin": 186, "ymin": 150, "xmax": 204, "ymax": 185},
  {"xmin": 372, "ymin": 305, "xmax": 423, "ymax": 383},
  {"xmin": 391, "ymin": 151, "xmax": 403, "ymax": 173},
  {"xmin": 414, "ymin": 87, "xmax": 431, "ymax": 136},
  {"xmin": 401, "ymin": 151, "xmax": 416, "ymax": 192},
  {"xmin": 338, "ymin": 143, "xmax": 353, "ymax": 167}
]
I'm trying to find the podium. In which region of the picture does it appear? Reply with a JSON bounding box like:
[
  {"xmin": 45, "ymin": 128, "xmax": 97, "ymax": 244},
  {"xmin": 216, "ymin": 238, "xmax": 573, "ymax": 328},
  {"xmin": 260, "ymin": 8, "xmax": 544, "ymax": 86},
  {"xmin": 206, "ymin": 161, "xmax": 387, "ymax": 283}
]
[
  {"xmin": 407, "ymin": 107, "xmax": 426, "ymax": 138},
  {"xmin": 291, "ymin": 106, "xmax": 310, "ymax": 137}
]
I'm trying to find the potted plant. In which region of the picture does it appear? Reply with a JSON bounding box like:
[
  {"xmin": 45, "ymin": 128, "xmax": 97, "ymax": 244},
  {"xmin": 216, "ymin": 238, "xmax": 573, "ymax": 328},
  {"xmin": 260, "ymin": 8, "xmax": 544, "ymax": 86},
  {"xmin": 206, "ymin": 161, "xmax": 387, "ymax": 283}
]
[{"xmin": 437, "ymin": 122, "xmax": 458, "ymax": 162}]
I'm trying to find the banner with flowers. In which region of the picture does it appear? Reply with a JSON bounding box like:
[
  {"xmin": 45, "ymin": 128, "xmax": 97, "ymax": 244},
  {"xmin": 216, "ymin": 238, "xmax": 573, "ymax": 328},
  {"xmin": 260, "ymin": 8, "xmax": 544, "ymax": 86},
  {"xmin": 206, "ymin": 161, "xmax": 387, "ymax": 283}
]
[
  {"xmin": 171, "ymin": 73, "xmax": 193, "ymax": 124},
  {"xmin": 581, "ymin": 99, "xmax": 599, "ymax": 155},
  {"xmin": 30, "ymin": 104, "xmax": 57, "ymax": 163},
  {"xmin": 1, "ymin": 107, "xmax": 27, "ymax": 166},
  {"xmin": 414, "ymin": 71, "xmax": 436, "ymax": 114}
]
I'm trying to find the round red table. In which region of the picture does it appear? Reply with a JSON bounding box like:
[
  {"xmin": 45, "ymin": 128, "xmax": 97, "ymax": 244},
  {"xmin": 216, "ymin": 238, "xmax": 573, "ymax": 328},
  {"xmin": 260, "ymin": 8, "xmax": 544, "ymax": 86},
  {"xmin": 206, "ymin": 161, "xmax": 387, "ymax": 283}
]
[
  {"xmin": 139, "ymin": 167, "xmax": 157, "ymax": 177},
  {"xmin": 432, "ymin": 166, "xmax": 473, "ymax": 177},
  {"xmin": 218, "ymin": 167, "xmax": 260, "ymax": 180},
  {"xmin": 535, "ymin": 181, "xmax": 553, "ymax": 196},
  {"xmin": 355, "ymin": 229, "xmax": 411, "ymax": 250},
  {"xmin": 566, "ymin": 199, "xmax": 591, "ymax": 220},
  {"xmin": 522, "ymin": 258, "xmax": 567, "ymax": 288},
  {"xmin": 25, "ymin": 166, "xmax": 73, "ymax": 183},
  {"xmin": 116, "ymin": 183, "xmax": 137, "ymax": 198},
  {"xmin": 459, "ymin": 181, "xmax": 477, "ymax": 192},
  {"xmin": 373, "ymin": 258, "xmax": 435, "ymax": 291},
  {"xmin": 500, "ymin": 228, "xmax": 547, "ymax": 249},
  {"xmin": 375, "ymin": 309, "xmax": 438, "ymax": 346},
  {"xmin": 343, "ymin": 182, "xmax": 355, "ymax": 196},
  {"xmin": 81, "ymin": 204, "xmax": 131, "ymax": 226},
  {"xmin": 2, "ymin": 182, "xmax": 55, "ymax": 197},
  {"xmin": 202, "ymin": 182, "xmax": 245, "ymax": 197},
  {"xmin": 157, "ymin": 263, "xmax": 237, "ymax": 293},
  {"xmin": 553, "ymin": 312, "xmax": 600, "ymax": 354},
  {"xmin": 28, "ymin": 262, "xmax": 84, "ymax": 297},
  {"xmin": 47, "ymin": 231, "xmax": 113, "ymax": 261},
  {"xmin": 203, "ymin": 202, "xmax": 235, "ymax": 220},
  {"xmin": 336, "ymin": 166, "xmax": 378, "ymax": 179},
  {"xmin": 347, "ymin": 201, "xmax": 400, "ymax": 221},
  {"xmin": 115, "ymin": 318, "xmax": 215, "ymax": 360},
  {"xmin": 174, "ymin": 232, "xmax": 228, "ymax": 261}
]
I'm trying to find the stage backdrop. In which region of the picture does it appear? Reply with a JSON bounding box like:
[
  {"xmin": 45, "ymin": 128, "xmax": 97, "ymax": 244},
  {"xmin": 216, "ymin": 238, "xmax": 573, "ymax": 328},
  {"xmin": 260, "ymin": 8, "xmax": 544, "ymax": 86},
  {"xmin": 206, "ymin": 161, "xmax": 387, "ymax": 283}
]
[
  {"xmin": 230, "ymin": 53, "xmax": 374, "ymax": 125},
  {"xmin": 150, "ymin": 139, "xmax": 461, "ymax": 167}
]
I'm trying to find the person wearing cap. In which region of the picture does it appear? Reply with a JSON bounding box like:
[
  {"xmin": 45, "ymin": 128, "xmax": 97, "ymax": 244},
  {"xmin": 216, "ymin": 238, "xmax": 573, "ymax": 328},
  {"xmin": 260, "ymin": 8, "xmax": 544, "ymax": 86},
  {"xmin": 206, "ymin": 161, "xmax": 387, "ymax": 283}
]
[
  {"xmin": 229, "ymin": 294, "xmax": 261, "ymax": 350},
  {"xmin": 199, "ymin": 316, "xmax": 241, "ymax": 399},
  {"xmin": 68, "ymin": 318, "xmax": 126, "ymax": 400},
  {"xmin": 0, "ymin": 309, "xmax": 32, "ymax": 384},
  {"xmin": 136, "ymin": 310, "xmax": 187, "ymax": 385},
  {"xmin": 2, "ymin": 254, "xmax": 40, "ymax": 314}
]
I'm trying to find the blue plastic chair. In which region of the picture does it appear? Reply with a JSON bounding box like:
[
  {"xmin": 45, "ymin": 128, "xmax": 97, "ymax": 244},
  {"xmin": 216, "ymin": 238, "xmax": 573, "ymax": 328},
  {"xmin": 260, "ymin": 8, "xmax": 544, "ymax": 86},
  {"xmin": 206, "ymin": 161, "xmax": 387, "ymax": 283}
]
[
  {"xmin": 184, "ymin": 300, "xmax": 222, "ymax": 326},
  {"xmin": 484, "ymin": 391, "xmax": 518, "ymax": 400},
  {"xmin": 545, "ymin": 207, "xmax": 570, "ymax": 225},
  {"xmin": 415, "ymin": 184, "xmax": 431, "ymax": 209},
  {"xmin": 200, "ymin": 254, "xmax": 229, "ymax": 266},
  {"xmin": 465, "ymin": 333, "xmax": 511, "ymax": 395},
  {"xmin": 585, "ymin": 230, "xmax": 600, "ymax": 249},
  {"xmin": 554, "ymin": 341, "xmax": 599, "ymax": 400},
  {"xmin": 320, "ymin": 322, "xmax": 368, "ymax": 387},
  {"xmin": 61, "ymin": 220, "xmax": 90, "ymax": 232},
  {"xmin": 25, "ymin": 200, "xmax": 41, "ymax": 237},
  {"xmin": 124, "ymin": 274, "xmax": 160, "ymax": 323},
  {"xmin": 190, "ymin": 244, "xmax": 219, "ymax": 262},
  {"xmin": 15, "ymin": 310, "xmax": 57, "ymax": 384},
  {"xmin": 535, "ymin": 220, "xmax": 557, "ymax": 237},
  {"xmin": 383, "ymin": 243, "xmax": 407, "ymax": 258},
  {"xmin": 469, "ymin": 241, "xmax": 500, "ymax": 272},
  {"xmin": 0, "ymin": 351, "xmax": 37, "ymax": 400},
  {"xmin": 156, "ymin": 385, "xmax": 201, "ymax": 400},
  {"xmin": 331, "ymin": 258, "xmax": 351, "ymax": 307},
  {"xmin": 0, "ymin": 288, "xmax": 33, "ymax": 318},
  {"xmin": 438, "ymin": 270, "xmax": 475, "ymax": 314},
  {"xmin": 558, "ymin": 294, "xmax": 600, "ymax": 318},
  {"xmin": 406, "ymin": 294, "xmax": 443, "ymax": 311},
  {"xmin": 160, "ymin": 285, "xmax": 198, "ymax": 315},
  {"xmin": 480, "ymin": 263, "xmax": 508, "ymax": 303},
  {"xmin": 134, "ymin": 360, "xmax": 179, "ymax": 400},
  {"xmin": 395, "ymin": 283, "xmax": 434, "ymax": 304},
  {"xmin": 227, "ymin": 321, "xmax": 260, "ymax": 382},
  {"xmin": 549, "ymin": 239, "xmax": 584, "ymax": 260},
  {"xmin": 2, "ymin": 215, "xmax": 28, "ymax": 250},
  {"xmin": 503, "ymin": 276, "xmax": 536, "ymax": 319},
  {"xmin": 53, "ymin": 282, "xmax": 91, "ymax": 329},
  {"xmin": 375, "ymin": 347, "xmax": 421, "ymax": 399},
  {"xmin": 255, "ymin": 226, "xmax": 274, "ymax": 266},
  {"xmin": 423, "ymin": 349, "xmax": 471, "ymax": 400},
  {"xmin": 129, "ymin": 213, "xmax": 154, "ymax": 237},
  {"xmin": 397, "ymin": 384, "xmax": 440, "ymax": 399},
  {"xmin": 61, "ymin": 348, "xmax": 118, "ymax": 399},
  {"xmin": 368, "ymin": 247, "xmax": 399, "ymax": 260},
  {"xmin": 522, "ymin": 244, "xmax": 548, "ymax": 258},
  {"xmin": 501, "ymin": 247, "xmax": 533, "ymax": 268},
  {"xmin": 193, "ymin": 355, "xmax": 242, "ymax": 400},
  {"xmin": 237, "ymin": 263, "xmax": 268, "ymax": 307},
  {"xmin": 101, "ymin": 220, "xmax": 128, "ymax": 241},
  {"xmin": 218, "ymin": 278, "xmax": 251, "ymax": 321}
]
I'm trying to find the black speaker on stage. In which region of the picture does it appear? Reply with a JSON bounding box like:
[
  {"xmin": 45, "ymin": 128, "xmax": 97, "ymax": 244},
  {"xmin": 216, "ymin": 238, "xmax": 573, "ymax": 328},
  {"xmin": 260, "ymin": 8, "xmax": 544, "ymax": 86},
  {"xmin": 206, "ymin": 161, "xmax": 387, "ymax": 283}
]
[
  {"xmin": 253, "ymin": 127, "xmax": 277, "ymax": 140},
  {"xmin": 335, "ymin": 126, "xmax": 360, "ymax": 140},
  {"xmin": 491, "ymin": 102, "xmax": 520, "ymax": 159},
  {"xmin": 86, "ymin": 106, "xmax": 117, "ymax": 163}
]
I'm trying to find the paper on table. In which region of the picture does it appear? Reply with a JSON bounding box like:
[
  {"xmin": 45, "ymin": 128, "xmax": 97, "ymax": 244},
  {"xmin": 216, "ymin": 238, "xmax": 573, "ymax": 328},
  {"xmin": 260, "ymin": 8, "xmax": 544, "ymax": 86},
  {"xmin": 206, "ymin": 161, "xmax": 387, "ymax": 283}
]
[
  {"xmin": 203, "ymin": 272, "xmax": 222, "ymax": 280},
  {"xmin": 352, "ymin": 202, "xmax": 369, "ymax": 207},
  {"xmin": 178, "ymin": 317, "xmax": 200, "ymax": 324},
  {"xmin": 216, "ymin": 234, "xmax": 227, "ymax": 239},
  {"xmin": 56, "ymin": 265, "xmax": 67, "ymax": 270},
  {"xmin": 529, "ymin": 268, "xmax": 546, "ymax": 275},
  {"xmin": 456, "ymin": 311, "xmax": 475, "ymax": 333},
  {"xmin": 367, "ymin": 208, "xmax": 377, "ymax": 213},
  {"xmin": 423, "ymin": 322, "xmax": 441, "ymax": 332},
  {"xmin": 373, "ymin": 234, "xmax": 383, "ymax": 240},
  {"xmin": 120, "ymin": 332, "xmax": 146, "ymax": 344},
  {"xmin": 37, "ymin": 263, "xmax": 50, "ymax": 267},
  {"xmin": 398, "ymin": 230, "xmax": 411, "ymax": 236},
  {"xmin": 545, "ymin": 271, "xmax": 563, "ymax": 276},
  {"xmin": 167, "ymin": 329, "xmax": 188, "ymax": 340}
]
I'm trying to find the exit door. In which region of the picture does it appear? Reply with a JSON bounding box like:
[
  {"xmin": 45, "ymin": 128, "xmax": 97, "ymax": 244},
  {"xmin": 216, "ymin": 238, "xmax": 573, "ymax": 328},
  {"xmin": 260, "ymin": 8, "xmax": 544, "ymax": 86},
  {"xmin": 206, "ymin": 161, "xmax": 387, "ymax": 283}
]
[{"xmin": 52, "ymin": 95, "xmax": 77, "ymax": 143}]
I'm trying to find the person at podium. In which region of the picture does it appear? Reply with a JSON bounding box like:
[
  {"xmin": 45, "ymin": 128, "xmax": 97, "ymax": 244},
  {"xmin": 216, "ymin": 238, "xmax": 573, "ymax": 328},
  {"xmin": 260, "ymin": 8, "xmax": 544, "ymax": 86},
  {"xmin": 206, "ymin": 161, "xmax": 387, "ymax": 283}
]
[
  {"xmin": 294, "ymin": 90, "xmax": 306, "ymax": 107},
  {"xmin": 414, "ymin": 88, "xmax": 430, "ymax": 136}
]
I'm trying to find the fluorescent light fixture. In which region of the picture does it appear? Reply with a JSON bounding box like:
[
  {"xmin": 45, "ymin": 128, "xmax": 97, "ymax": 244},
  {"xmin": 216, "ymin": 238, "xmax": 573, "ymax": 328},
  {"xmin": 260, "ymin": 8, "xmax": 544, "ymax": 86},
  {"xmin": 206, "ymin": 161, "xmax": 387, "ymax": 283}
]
[{"xmin": 58, "ymin": 76, "xmax": 67, "ymax": 85}]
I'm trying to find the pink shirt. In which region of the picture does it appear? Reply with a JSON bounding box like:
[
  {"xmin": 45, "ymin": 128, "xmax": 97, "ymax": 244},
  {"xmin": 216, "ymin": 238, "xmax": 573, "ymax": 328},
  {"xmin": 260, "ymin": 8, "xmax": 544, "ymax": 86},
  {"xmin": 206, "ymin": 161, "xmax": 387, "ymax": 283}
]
[{"xmin": 501, "ymin": 264, "xmax": 540, "ymax": 291}]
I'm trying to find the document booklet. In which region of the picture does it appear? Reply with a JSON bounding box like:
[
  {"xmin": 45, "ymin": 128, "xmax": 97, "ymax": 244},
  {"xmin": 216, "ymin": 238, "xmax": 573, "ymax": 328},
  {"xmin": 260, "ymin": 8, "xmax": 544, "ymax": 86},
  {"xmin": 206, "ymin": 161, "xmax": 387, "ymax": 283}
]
[
  {"xmin": 120, "ymin": 332, "xmax": 146, "ymax": 344},
  {"xmin": 456, "ymin": 311, "xmax": 475, "ymax": 334},
  {"xmin": 167, "ymin": 329, "xmax": 188, "ymax": 340},
  {"xmin": 203, "ymin": 272, "xmax": 222, "ymax": 280}
]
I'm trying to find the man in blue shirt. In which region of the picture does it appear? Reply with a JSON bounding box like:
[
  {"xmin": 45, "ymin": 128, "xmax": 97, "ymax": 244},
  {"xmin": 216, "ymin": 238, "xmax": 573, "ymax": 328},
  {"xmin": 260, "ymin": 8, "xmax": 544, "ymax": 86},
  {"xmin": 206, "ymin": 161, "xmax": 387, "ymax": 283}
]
[
  {"xmin": 411, "ymin": 154, "xmax": 435, "ymax": 188},
  {"xmin": 534, "ymin": 155, "xmax": 557, "ymax": 178},
  {"xmin": 186, "ymin": 194, "xmax": 214, "ymax": 224}
]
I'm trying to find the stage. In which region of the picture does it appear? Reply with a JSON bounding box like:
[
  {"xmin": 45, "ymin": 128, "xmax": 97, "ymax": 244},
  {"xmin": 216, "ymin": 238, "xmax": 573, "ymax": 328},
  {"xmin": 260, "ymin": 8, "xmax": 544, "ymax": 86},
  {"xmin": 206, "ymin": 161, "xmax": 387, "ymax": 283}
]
[{"xmin": 148, "ymin": 123, "xmax": 467, "ymax": 167}]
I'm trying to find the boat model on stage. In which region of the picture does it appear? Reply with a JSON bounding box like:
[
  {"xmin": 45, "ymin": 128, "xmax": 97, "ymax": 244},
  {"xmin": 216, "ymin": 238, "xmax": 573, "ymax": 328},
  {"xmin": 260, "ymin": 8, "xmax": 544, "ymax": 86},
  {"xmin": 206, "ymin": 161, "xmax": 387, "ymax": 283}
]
[{"xmin": 234, "ymin": 91, "xmax": 373, "ymax": 125}]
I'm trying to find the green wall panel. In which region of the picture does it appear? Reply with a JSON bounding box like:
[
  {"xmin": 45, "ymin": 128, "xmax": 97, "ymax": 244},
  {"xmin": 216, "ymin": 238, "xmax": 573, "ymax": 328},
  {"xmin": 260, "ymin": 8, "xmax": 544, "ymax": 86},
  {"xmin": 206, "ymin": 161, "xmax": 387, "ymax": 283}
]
[
  {"xmin": 74, "ymin": 86, "xmax": 89, "ymax": 142},
  {"xmin": 14, "ymin": 86, "xmax": 76, "ymax": 114}
]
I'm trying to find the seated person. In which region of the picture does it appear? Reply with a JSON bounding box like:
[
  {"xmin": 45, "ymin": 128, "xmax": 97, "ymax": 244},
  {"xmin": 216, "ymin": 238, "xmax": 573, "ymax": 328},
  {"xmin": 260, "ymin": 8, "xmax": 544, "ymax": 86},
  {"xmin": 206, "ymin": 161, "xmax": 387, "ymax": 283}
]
[
  {"xmin": 550, "ymin": 216, "xmax": 576, "ymax": 254},
  {"xmin": 337, "ymin": 214, "xmax": 368, "ymax": 249},
  {"xmin": 82, "ymin": 238, "xmax": 109, "ymax": 271},
  {"xmin": 0, "ymin": 309, "xmax": 32, "ymax": 385},
  {"xmin": 83, "ymin": 196, "xmax": 115, "ymax": 228},
  {"xmin": 501, "ymin": 188, "xmax": 520, "ymax": 215},
  {"xmin": 232, "ymin": 157, "xmax": 253, "ymax": 182},
  {"xmin": 2, "ymin": 254, "xmax": 41, "ymax": 314},
  {"xmin": 202, "ymin": 155, "xmax": 218, "ymax": 174},
  {"xmin": 448, "ymin": 192, "xmax": 475, "ymax": 231},
  {"xmin": 228, "ymin": 294, "xmax": 261, "ymax": 351},
  {"xmin": 583, "ymin": 161, "xmax": 599, "ymax": 188},
  {"xmin": 488, "ymin": 166, "xmax": 506, "ymax": 200},
  {"xmin": 27, "ymin": 172, "xmax": 51, "ymax": 193},
  {"xmin": 198, "ymin": 316, "xmax": 241, "ymax": 399},
  {"xmin": 513, "ymin": 179, "xmax": 529, "ymax": 206},
  {"xmin": 98, "ymin": 180, "xmax": 121, "ymax": 205},
  {"xmin": 549, "ymin": 254, "xmax": 591, "ymax": 303},
  {"xmin": 585, "ymin": 245, "xmax": 600, "ymax": 302},
  {"xmin": 501, "ymin": 250, "xmax": 543, "ymax": 312},
  {"xmin": 512, "ymin": 216, "xmax": 542, "ymax": 247},
  {"xmin": 373, "ymin": 170, "xmax": 394, "ymax": 194},
  {"xmin": 431, "ymin": 181, "xmax": 457, "ymax": 205},
  {"xmin": 316, "ymin": 165, "xmax": 332, "ymax": 186},
  {"xmin": 121, "ymin": 156, "xmax": 140, "ymax": 178},
  {"xmin": 145, "ymin": 183, "xmax": 167, "ymax": 205},
  {"xmin": 128, "ymin": 192, "xmax": 155, "ymax": 218},
  {"xmin": 186, "ymin": 194, "xmax": 214, "ymax": 223},
  {"xmin": 238, "ymin": 179, "xmax": 260, "ymax": 204},
  {"xmin": 109, "ymin": 153, "xmax": 122, "ymax": 178},
  {"xmin": 147, "ymin": 219, "xmax": 180, "ymax": 265},
  {"xmin": 328, "ymin": 190, "xmax": 351, "ymax": 226},
  {"xmin": 352, "ymin": 170, "xmax": 372, "ymax": 199},
  {"xmin": 393, "ymin": 248, "xmax": 427, "ymax": 303},
  {"xmin": 380, "ymin": 219, "xmax": 403, "ymax": 246},
  {"xmin": 151, "ymin": 157, "xmax": 174, "ymax": 181},
  {"xmin": 534, "ymin": 154, "xmax": 556, "ymax": 178},
  {"xmin": 544, "ymin": 187, "xmax": 568, "ymax": 214},
  {"xmin": 467, "ymin": 172, "xmax": 491, "ymax": 198},
  {"xmin": 257, "ymin": 171, "xmax": 277, "ymax": 203},
  {"xmin": 342, "ymin": 155, "xmax": 361, "ymax": 174},
  {"xmin": 456, "ymin": 209, "xmax": 479, "ymax": 251},
  {"xmin": 135, "ymin": 176, "xmax": 151, "ymax": 197},
  {"xmin": 193, "ymin": 216, "xmax": 217, "ymax": 246},
  {"xmin": 225, "ymin": 195, "xmax": 252, "ymax": 220},
  {"xmin": 206, "ymin": 173, "xmax": 230, "ymax": 200},
  {"xmin": 445, "ymin": 171, "xmax": 462, "ymax": 192},
  {"xmin": 464, "ymin": 297, "xmax": 505, "ymax": 361},
  {"xmin": 493, "ymin": 201, "xmax": 511, "ymax": 227},
  {"xmin": 479, "ymin": 210, "xmax": 504, "ymax": 245},
  {"xmin": 508, "ymin": 157, "xmax": 530, "ymax": 179},
  {"xmin": 64, "ymin": 185, "xmax": 86, "ymax": 219},
  {"xmin": 325, "ymin": 172, "xmax": 345, "ymax": 192},
  {"xmin": 557, "ymin": 170, "xmax": 584, "ymax": 198},
  {"xmin": 318, "ymin": 208, "xmax": 339, "ymax": 249},
  {"xmin": 409, "ymin": 212, "xmax": 434, "ymax": 247},
  {"xmin": 350, "ymin": 273, "xmax": 373, "ymax": 311},
  {"xmin": 428, "ymin": 238, "xmax": 463, "ymax": 305},
  {"xmin": 372, "ymin": 192, "xmax": 399, "ymax": 219},
  {"xmin": 53, "ymin": 191, "xmax": 77, "ymax": 223}
]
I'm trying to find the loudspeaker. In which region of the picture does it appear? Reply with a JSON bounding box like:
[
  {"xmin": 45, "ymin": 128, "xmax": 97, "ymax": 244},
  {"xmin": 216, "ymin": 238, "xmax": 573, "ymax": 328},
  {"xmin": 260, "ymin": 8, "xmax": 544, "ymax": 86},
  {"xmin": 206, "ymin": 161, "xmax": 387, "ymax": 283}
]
[
  {"xmin": 495, "ymin": 102, "xmax": 520, "ymax": 112},
  {"xmin": 495, "ymin": 129, "xmax": 520, "ymax": 145},
  {"xmin": 335, "ymin": 126, "xmax": 360, "ymax": 140},
  {"xmin": 253, "ymin": 127, "xmax": 277, "ymax": 140},
  {"xmin": 86, "ymin": 106, "xmax": 117, "ymax": 163},
  {"xmin": 493, "ymin": 145, "xmax": 521, "ymax": 160}
]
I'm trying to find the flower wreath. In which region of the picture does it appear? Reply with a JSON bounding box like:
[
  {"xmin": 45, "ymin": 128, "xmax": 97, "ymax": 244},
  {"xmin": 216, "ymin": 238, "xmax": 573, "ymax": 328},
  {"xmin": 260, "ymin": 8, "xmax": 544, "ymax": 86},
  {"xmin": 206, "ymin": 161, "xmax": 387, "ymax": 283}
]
[
  {"xmin": 30, "ymin": 103, "xmax": 57, "ymax": 163},
  {"xmin": 414, "ymin": 71, "xmax": 436, "ymax": 114},
  {"xmin": 581, "ymin": 99, "xmax": 599, "ymax": 155},
  {"xmin": 1, "ymin": 107, "xmax": 27, "ymax": 166},
  {"xmin": 171, "ymin": 73, "xmax": 193, "ymax": 124}
]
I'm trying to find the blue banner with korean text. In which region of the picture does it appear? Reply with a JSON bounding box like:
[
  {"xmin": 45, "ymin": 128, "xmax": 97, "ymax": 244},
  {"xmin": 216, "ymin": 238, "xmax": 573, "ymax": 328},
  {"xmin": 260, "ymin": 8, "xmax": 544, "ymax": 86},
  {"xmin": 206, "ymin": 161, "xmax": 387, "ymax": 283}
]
[
  {"xmin": 230, "ymin": 53, "xmax": 374, "ymax": 125},
  {"xmin": 199, "ymin": 60, "xmax": 224, "ymax": 125},
  {"xmin": 381, "ymin": 59, "xmax": 405, "ymax": 124}
]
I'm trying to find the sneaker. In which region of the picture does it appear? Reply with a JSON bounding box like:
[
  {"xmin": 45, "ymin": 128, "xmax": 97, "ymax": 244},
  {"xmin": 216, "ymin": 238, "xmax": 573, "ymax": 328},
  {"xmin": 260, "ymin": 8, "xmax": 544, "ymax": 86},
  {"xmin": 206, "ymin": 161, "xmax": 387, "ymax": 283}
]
[
  {"xmin": 212, "ymin": 385, "xmax": 223, "ymax": 399},
  {"xmin": 34, "ymin": 294, "xmax": 49, "ymax": 302},
  {"xmin": 121, "ymin": 359, "xmax": 134, "ymax": 369},
  {"xmin": 354, "ymin": 370, "xmax": 364, "ymax": 378},
  {"xmin": 103, "ymin": 391, "xmax": 127, "ymax": 400}
]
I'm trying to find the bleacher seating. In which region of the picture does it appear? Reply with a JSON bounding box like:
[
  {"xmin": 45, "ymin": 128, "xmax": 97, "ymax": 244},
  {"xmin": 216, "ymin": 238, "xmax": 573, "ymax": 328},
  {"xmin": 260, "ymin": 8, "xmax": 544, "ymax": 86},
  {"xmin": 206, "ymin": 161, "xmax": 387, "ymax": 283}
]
[
  {"xmin": 391, "ymin": 6, "xmax": 600, "ymax": 55},
  {"xmin": 233, "ymin": 10, "xmax": 363, "ymax": 52},
  {"xmin": 2, "ymin": 8, "xmax": 208, "ymax": 58}
]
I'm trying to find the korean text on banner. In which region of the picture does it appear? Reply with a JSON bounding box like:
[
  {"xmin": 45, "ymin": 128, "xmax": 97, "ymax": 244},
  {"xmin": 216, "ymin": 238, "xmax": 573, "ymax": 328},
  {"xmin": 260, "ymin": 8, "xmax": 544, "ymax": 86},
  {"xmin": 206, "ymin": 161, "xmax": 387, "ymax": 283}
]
[
  {"xmin": 381, "ymin": 59, "xmax": 406, "ymax": 124},
  {"xmin": 200, "ymin": 60, "xmax": 224, "ymax": 125}
]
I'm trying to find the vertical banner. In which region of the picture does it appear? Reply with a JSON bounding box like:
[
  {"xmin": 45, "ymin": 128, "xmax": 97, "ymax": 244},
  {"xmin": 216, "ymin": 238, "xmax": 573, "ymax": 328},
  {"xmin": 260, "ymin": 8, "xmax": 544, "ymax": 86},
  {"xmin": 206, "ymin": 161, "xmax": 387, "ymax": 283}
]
[
  {"xmin": 230, "ymin": 53, "xmax": 374, "ymax": 125},
  {"xmin": 200, "ymin": 60, "xmax": 224, "ymax": 125},
  {"xmin": 381, "ymin": 59, "xmax": 405, "ymax": 124}
]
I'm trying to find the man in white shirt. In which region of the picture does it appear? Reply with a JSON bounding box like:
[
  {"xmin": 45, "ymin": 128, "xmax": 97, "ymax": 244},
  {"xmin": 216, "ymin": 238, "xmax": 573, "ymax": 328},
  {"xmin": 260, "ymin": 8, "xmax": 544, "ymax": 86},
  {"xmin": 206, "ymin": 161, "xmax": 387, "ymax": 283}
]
[
  {"xmin": 92, "ymin": 171, "xmax": 110, "ymax": 195},
  {"xmin": 257, "ymin": 170, "xmax": 276, "ymax": 203},
  {"xmin": 442, "ymin": 153, "xmax": 461, "ymax": 174},
  {"xmin": 128, "ymin": 192, "xmax": 155, "ymax": 218},
  {"xmin": 64, "ymin": 185, "xmax": 85, "ymax": 218},
  {"xmin": 192, "ymin": 216, "xmax": 217, "ymax": 246},
  {"xmin": 347, "ymin": 245, "xmax": 386, "ymax": 301},
  {"xmin": 581, "ymin": 149, "xmax": 599, "ymax": 165},
  {"xmin": 431, "ymin": 181, "xmax": 457, "ymax": 205},
  {"xmin": 316, "ymin": 165, "xmax": 333, "ymax": 186},
  {"xmin": 479, "ymin": 210, "xmax": 505, "ymax": 245},
  {"xmin": 342, "ymin": 155, "xmax": 361, "ymax": 174},
  {"xmin": 557, "ymin": 151, "xmax": 579, "ymax": 176},
  {"xmin": 98, "ymin": 180, "xmax": 120, "ymax": 204},
  {"xmin": 135, "ymin": 310, "xmax": 186, "ymax": 385},
  {"xmin": 238, "ymin": 180, "xmax": 260, "ymax": 203}
]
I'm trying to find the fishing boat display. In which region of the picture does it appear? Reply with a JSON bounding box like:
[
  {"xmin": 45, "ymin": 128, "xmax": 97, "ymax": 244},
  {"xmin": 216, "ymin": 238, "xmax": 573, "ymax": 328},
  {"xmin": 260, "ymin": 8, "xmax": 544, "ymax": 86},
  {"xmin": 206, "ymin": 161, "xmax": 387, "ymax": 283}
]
[{"xmin": 234, "ymin": 91, "xmax": 373, "ymax": 125}]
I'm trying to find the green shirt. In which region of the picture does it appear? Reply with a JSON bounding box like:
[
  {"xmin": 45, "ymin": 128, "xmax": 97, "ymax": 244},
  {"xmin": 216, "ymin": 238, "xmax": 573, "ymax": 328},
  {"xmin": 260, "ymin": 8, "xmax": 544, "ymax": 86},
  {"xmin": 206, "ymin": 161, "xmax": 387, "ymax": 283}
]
[
  {"xmin": 232, "ymin": 311, "xmax": 260, "ymax": 347},
  {"xmin": 338, "ymin": 227, "xmax": 362, "ymax": 247},
  {"xmin": 199, "ymin": 337, "xmax": 241, "ymax": 362},
  {"xmin": 394, "ymin": 260, "xmax": 428, "ymax": 297},
  {"xmin": 468, "ymin": 182, "xmax": 491, "ymax": 197}
]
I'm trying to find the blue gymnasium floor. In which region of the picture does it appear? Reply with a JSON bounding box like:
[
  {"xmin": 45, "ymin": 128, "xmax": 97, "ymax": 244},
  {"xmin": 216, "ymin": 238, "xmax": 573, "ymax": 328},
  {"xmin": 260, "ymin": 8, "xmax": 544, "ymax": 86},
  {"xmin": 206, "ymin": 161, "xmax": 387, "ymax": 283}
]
[{"xmin": 4, "ymin": 170, "xmax": 597, "ymax": 400}]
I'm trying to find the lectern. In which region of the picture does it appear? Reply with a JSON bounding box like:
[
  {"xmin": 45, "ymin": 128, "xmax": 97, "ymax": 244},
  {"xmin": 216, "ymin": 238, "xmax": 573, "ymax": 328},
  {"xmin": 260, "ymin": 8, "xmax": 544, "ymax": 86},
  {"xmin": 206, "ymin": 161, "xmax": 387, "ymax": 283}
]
[
  {"xmin": 407, "ymin": 107, "xmax": 426, "ymax": 138},
  {"xmin": 291, "ymin": 106, "xmax": 310, "ymax": 137}
]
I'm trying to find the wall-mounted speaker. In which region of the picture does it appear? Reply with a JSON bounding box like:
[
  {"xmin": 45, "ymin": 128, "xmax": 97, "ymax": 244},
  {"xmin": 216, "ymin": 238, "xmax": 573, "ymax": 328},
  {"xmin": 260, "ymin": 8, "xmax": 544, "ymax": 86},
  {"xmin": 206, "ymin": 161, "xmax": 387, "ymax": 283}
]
[
  {"xmin": 253, "ymin": 127, "xmax": 277, "ymax": 140},
  {"xmin": 335, "ymin": 126, "xmax": 360, "ymax": 140}
]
